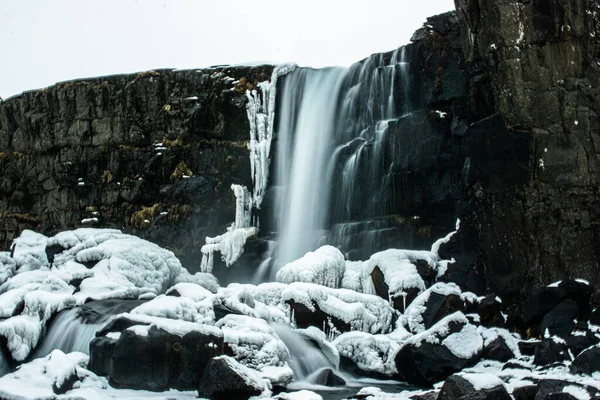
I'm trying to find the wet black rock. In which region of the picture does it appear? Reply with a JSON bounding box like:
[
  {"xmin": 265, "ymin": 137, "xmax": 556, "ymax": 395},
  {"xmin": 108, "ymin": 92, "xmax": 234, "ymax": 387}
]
[
  {"xmin": 538, "ymin": 299, "xmax": 579, "ymax": 339},
  {"xmin": 438, "ymin": 374, "xmax": 511, "ymax": 400},
  {"xmin": 533, "ymin": 337, "xmax": 571, "ymax": 366},
  {"xmin": 477, "ymin": 295, "xmax": 505, "ymax": 328},
  {"xmin": 481, "ymin": 336, "xmax": 516, "ymax": 362},
  {"xmin": 418, "ymin": 292, "xmax": 465, "ymax": 332},
  {"xmin": 569, "ymin": 345, "xmax": 600, "ymax": 375},
  {"xmin": 312, "ymin": 368, "xmax": 346, "ymax": 387},
  {"xmin": 197, "ymin": 356, "xmax": 264, "ymax": 400},
  {"xmin": 89, "ymin": 325, "xmax": 223, "ymax": 391}
]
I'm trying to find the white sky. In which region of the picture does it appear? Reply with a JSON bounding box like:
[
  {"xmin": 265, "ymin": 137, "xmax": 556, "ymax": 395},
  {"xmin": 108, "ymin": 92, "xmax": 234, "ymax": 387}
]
[{"xmin": 0, "ymin": 0, "xmax": 455, "ymax": 99}]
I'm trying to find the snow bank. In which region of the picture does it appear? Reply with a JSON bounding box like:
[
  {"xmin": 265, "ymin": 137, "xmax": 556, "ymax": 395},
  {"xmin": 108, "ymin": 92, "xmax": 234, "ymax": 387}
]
[
  {"xmin": 276, "ymin": 246, "xmax": 345, "ymax": 288},
  {"xmin": 334, "ymin": 331, "xmax": 399, "ymax": 375}
]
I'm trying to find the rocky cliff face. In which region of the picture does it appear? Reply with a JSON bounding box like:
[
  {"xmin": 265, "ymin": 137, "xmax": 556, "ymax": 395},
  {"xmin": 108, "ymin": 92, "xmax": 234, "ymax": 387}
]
[
  {"xmin": 0, "ymin": 66, "xmax": 273, "ymax": 269},
  {"xmin": 1, "ymin": 0, "xmax": 599, "ymax": 310}
]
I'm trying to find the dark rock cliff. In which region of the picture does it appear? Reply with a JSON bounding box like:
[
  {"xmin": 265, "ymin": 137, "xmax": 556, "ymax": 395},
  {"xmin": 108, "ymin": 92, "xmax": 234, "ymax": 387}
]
[
  {"xmin": 1, "ymin": 0, "xmax": 599, "ymax": 310},
  {"xmin": 0, "ymin": 66, "xmax": 273, "ymax": 269}
]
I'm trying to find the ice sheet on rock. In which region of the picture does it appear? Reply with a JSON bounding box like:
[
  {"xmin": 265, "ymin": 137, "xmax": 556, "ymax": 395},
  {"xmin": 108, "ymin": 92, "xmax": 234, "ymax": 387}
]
[
  {"xmin": 282, "ymin": 282, "xmax": 394, "ymax": 334},
  {"xmin": 260, "ymin": 365, "xmax": 294, "ymax": 387},
  {"xmin": 11, "ymin": 230, "xmax": 49, "ymax": 272},
  {"xmin": 115, "ymin": 312, "xmax": 222, "ymax": 338},
  {"xmin": 166, "ymin": 282, "xmax": 215, "ymax": 301},
  {"xmin": 0, "ymin": 350, "xmax": 103, "ymax": 399},
  {"xmin": 131, "ymin": 294, "xmax": 215, "ymax": 325},
  {"xmin": 400, "ymin": 312, "xmax": 469, "ymax": 349},
  {"xmin": 334, "ymin": 331, "xmax": 399, "ymax": 375},
  {"xmin": 0, "ymin": 269, "xmax": 50, "ymax": 293},
  {"xmin": 172, "ymin": 271, "xmax": 220, "ymax": 293},
  {"xmin": 215, "ymin": 314, "xmax": 290, "ymax": 370},
  {"xmin": 341, "ymin": 261, "xmax": 363, "ymax": 292},
  {"xmin": 0, "ymin": 315, "xmax": 44, "ymax": 361},
  {"xmin": 0, "ymin": 253, "xmax": 16, "ymax": 286},
  {"xmin": 200, "ymin": 226, "xmax": 257, "ymax": 273},
  {"xmin": 276, "ymin": 246, "xmax": 345, "ymax": 288},
  {"xmin": 403, "ymin": 282, "xmax": 464, "ymax": 334},
  {"xmin": 359, "ymin": 254, "xmax": 425, "ymax": 299},
  {"xmin": 442, "ymin": 324, "xmax": 483, "ymax": 359},
  {"xmin": 215, "ymin": 283, "xmax": 260, "ymax": 318}
]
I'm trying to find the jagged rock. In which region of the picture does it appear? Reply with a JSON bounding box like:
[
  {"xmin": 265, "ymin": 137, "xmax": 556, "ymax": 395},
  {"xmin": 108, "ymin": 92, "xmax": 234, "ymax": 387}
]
[
  {"xmin": 438, "ymin": 374, "xmax": 511, "ymax": 400},
  {"xmin": 518, "ymin": 340, "xmax": 540, "ymax": 356},
  {"xmin": 394, "ymin": 315, "xmax": 482, "ymax": 386},
  {"xmin": 420, "ymin": 292, "xmax": 466, "ymax": 331},
  {"xmin": 538, "ymin": 299, "xmax": 579, "ymax": 339},
  {"xmin": 477, "ymin": 295, "xmax": 505, "ymax": 328},
  {"xmin": 566, "ymin": 330, "xmax": 600, "ymax": 358},
  {"xmin": 197, "ymin": 356, "xmax": 266, "ymax": 400},
  {"xmin": 481, "ymin": 336, "xmax": 515, "ymax": 362},
  {"xmin": 512, "ymin": 384, "xmax": 538, "ymax": 400},
  {"xmin": 569, "ymin": 345, "xmax": 600, "ymax": 375},
  {"xmin": 533, "ymin": 337, "xmax": 570, "ymax": 366},
  {"xmin": 89, "ymin": 325, "xmax": 223, "ymax": 391}
]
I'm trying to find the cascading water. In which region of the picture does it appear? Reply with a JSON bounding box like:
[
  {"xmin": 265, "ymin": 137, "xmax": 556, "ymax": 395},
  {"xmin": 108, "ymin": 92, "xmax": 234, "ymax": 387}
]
[
  {"xmin": 32, "ymin": 299, "xmax": 144, "ymax": 359},
  {"xmin": 271, "ymin": 48, "xmax": 412, "ymax": 272},
  {"xmin": 273, "ymin": 67, "xmax": 348, "ymax": 267}
]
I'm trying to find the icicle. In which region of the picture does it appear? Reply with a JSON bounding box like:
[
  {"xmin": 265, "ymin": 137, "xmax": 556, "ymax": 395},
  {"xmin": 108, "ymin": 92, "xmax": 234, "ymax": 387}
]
[{"xmin": 246, "ymin": 64, "xmax": 296, "ymax": 209}]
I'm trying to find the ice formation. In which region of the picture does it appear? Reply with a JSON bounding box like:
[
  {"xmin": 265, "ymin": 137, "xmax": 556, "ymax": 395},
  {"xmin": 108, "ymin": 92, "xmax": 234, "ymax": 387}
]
[{"xmin": 276, "ymin": 245, "xmax": 345, "ymax": 288}]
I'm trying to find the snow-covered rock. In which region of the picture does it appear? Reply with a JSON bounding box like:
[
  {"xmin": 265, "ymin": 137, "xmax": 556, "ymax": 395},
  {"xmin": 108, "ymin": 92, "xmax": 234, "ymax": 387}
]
[
  {"xmin": 198, "ymin": 355, "xmax": 271, "ymax": 399},
  {"xmin": 334, "ymin": 331, "xmax": 399, "ymax": 376},
  {"xmin": 276, "ymin": 245, "xmax": 345, "ymax": 288}
]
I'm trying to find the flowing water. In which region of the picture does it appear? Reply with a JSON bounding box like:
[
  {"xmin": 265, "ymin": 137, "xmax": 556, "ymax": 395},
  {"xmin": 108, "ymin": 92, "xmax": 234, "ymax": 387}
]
[
  {"xmin": 271, "ymin": 48, "xmax": 412, "ymax": 274},
  {"xmin": 32, "ymin": 299, "xmax": 144, "ymax": 359}
]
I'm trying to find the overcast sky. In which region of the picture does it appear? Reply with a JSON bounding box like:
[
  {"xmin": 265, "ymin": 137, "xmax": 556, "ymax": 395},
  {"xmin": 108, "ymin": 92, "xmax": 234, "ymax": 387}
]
[{"xmin": 0, "ymin": 0, "xmax": 455, "ymax": 99}]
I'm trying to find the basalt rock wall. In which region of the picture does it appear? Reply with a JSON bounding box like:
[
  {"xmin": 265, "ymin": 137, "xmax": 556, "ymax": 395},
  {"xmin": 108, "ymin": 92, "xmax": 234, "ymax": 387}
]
[{"xmin": 0, "ymin": 66, "xmax": 273, "ymax": 269}]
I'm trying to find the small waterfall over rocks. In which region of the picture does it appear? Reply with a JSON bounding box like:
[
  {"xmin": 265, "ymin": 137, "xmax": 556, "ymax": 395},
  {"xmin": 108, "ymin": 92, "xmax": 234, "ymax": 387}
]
[{"xmin": 32, "ymin": 300, "xmax": 144, "ymax": 360}]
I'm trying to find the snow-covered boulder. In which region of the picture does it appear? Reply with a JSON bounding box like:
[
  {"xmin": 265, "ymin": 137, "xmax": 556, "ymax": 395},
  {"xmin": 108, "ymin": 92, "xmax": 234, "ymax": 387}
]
[
  {"xmin": 479, "ymin": 327, "xmax": 519, "ymax": 362},
  {"xmin": 438, "ymin": 373, "xmax": 511, "ymax": 400},
  {"xmin": 215, "ymin": 314, "xmax": 290, "ymax": 372},
  {"xmin": 402, "ymin": 282, "xmax": 465, "ymax": 334},
  {"xmin": 0, "ymin": 350, "xmax": 103, "ymax": 399},
  {"xmin": 334, "ymin": 331, "xmax": 399, "ymax": 378},
  {"xmin": 198, "ymin": 355, "xmax": 271, "ymax": 399},
  {"xmin": 394, "ymin": 312, "xmax": 483, "ymax": 386},
  {"xmin": 533, "ymin": 336, "xmax": 571, "ymax": 366},
  {"xmin": 570, "ymin": 345, "xmax": 600, "ymax": 375},
  {"xmin": 282, "ymin": 282, "xmax": 394, "ymax": 334},
  {"xmin": 276, "ymin": 245, "xmax": 345, "ymax": 288},
  {"xmin": 89, "ymin": 323, "xmax": 223, "ymax": 391}
]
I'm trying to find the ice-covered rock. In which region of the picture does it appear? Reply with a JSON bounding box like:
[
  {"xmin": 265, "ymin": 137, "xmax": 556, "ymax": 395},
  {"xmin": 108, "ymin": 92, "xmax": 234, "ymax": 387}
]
[
  {"xmin": 198, "ymin": 355, "xmax": 271, "ymax": 399},
  {"xmin": 334, "ymin": 331, "xmax": 399, "ymax": 377},
  {"xmin": 276, "ymin": 245, "xmax": 345, "ymax": 288},
  {"xmin": 402, "ymin": 282, "xmax": 465, "ymax": 334}
]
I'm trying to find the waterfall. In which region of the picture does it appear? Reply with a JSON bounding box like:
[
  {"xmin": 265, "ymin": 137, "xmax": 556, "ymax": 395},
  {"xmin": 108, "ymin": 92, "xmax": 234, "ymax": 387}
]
[
  {"xmin": 273, "ymin": 67, "xmax": 348, "ymax": 267},
  {"xmin": 32, "ymin": 299, "xmax": 144, "ymax": 359},
  {"xmin": 271, "ymin": 47, "xmax": 411, "ymax": 273},
  {"xmin": 0, "ymin": 350, "xmax": 9, "ymax": 378}
]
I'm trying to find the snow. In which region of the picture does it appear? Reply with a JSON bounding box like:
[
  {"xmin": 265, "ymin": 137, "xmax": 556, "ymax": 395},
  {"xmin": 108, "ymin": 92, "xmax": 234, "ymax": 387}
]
[
  {"xmin": 0, "ymin": 252, "xmax": 16, "ymax": 285},
  {"xmin": 282, "ymin": 282, "xmax": 394, "ymax": 334},
  {"xmin": 563, "ymin": 385, "xmax": 591, "ymax": 400},
  {"xmin": 442, "ymin": 324, "xmax": 483, "ymax": 359},
  {"xmin": 271, "ymin": 390, "xmax": 323, "ymax": 400},
  {"xmin": 276, "ymin": 246, "xmax": 345, "ymax": 288},
  {"xmin": 334, "ymin": 331, "xmax": 399, "ymax": 375},
  {"xmin": 81, "ymin": 218, "xmax": 99, "ymax": 224},
  {"xmin": 113, "ymin": 312, "xmax": 222, "ymax": 338},
  {"xmin": 165, "ymin": 282, "xmax": 214, "ymax": 300},
  {"xmin": 215, "ymin": 314, "xmax": 290, "ymax": 371},
  {"xmin": 479, "ymin": 327, "xmax": 520, "ymax": 357},
  {"xmin": 0, "ymin": 315, "xmax": 44, "ymax": 361},
  {"xmin": 0, "ymin": 350, "xmax": 102, "ymax": 400},
  {"xmin": 459, "ymin": 372, "xmax": 505, "ymax": 390},
  {"xmin": 401, "ymin": 312, "xmax": 469, "ymax": 348},
  {"xmin": 131, "ymin": 294, "xmax": 215, "ymax": 325}
]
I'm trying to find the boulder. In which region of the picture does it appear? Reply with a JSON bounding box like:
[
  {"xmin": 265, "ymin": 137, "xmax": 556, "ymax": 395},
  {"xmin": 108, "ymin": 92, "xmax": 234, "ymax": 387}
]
[
  {"xmin": 477, "ymin": 295, "xmax": 505, "ymax": 328},
  {"xmin": 566, "ymin": 331, "xmax": 600, "ymax": 358},
  {"xmin": 419, "ymin": 292, "xmax": 465, "ymax": 331},
  {"xmin": 198, "ymin": 356, "xmax": 268, "ymax": 400},
  {"xmin": 438, "ymin": 373, "xmax": 511, "ymax": 400},
  {"xmin": 538, "ymin": 299, "xmax": 579, "ymax": 338},
  {"xmin": 533, "ymin": 338, "xmax": 570, "ymax": 366},
  {"xmin": 518, "ymin": 340, "xmax": 540, "ymax": 356},
  {"xmin": 395, "ymin": 314, "xmax": 482, "ymax": 386},
  {"xmin": 311, "ymin": 368, "xmax": 346, "ymax": 387},
  {"xmin": 481, "ymin": 336, "xmax": 516, "ymax": 362},
  {"xmin": 569, "ymin": 345, "xmax": 600, "ymax": 375},
  {"xmin": 89, "ymin": 325, "xmax": 223, "ymax": 391},
  {"xmin": 514, "ymin": 380, "xmax": 597, "ymax": 400}
]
